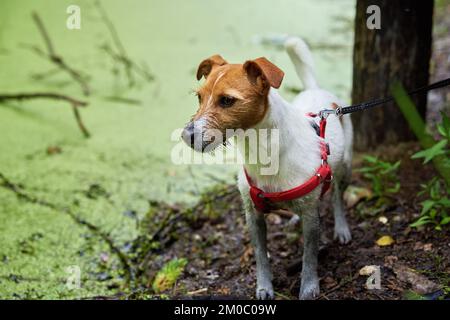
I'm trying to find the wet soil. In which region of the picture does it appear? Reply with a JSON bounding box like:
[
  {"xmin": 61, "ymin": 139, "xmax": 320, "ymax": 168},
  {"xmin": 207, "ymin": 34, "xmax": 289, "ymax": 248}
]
[{"xmin": 106, "ymin": 144, "xmax": 449, "ymax": 300}]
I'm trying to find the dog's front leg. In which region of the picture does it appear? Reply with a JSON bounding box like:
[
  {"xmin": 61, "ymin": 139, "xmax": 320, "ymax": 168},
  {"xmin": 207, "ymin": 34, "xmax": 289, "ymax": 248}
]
[
  {"xmin": 245, "ymin": 209, "xmax": 273, "ymax": 300},
  {"xmin": 299, "ymin": 207, "xmax": 320, "ymax": 300}
]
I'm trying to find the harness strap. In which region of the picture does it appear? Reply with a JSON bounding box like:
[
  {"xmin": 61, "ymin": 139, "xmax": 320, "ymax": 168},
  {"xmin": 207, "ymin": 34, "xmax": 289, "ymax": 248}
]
[{"xmin": 244, "ymin": 115, "xmax": 332, "ymax": 213}]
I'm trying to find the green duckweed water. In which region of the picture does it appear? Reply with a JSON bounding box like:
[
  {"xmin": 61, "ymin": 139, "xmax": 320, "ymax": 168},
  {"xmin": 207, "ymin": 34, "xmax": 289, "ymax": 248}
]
[{"xmin": 0, "ymin": 0, "xmax": 354, "ymax": 298}]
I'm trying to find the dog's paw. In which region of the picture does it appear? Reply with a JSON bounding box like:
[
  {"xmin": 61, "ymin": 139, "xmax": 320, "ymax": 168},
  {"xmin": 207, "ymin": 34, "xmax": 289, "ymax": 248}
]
[
  {"xmin": 256, "ymin": 284, "xmax": 274, "ymax": 300},
  {"xmin": 334, "ymin": 222, "xmax": 352, "ymax": 244},
  {"xmin": 299, "ymin": 279, "xmax": 320, "ymax": 300}
]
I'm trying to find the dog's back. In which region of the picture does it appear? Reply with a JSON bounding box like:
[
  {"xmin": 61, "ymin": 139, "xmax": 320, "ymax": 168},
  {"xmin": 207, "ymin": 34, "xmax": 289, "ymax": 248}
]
[{"xmin": 284, "ymin": 36, "xmax": 353, "ymax": 180}]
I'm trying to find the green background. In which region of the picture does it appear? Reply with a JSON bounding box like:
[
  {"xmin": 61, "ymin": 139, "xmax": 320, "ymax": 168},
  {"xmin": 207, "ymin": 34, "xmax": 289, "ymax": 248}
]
[{"xmin": 0, "ymin": 0, "xmax": 353, "ymax": 298}]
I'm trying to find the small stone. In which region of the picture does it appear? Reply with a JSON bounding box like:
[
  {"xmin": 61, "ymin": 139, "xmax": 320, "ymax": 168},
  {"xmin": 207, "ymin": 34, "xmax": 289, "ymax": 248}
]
[
  {"xmin": 378, "ymin": 216, "xmax": 388, "ymax": 224},
  {"xmin": 193, "ymin": 234, "xmax": 202, "ymax": 241}
]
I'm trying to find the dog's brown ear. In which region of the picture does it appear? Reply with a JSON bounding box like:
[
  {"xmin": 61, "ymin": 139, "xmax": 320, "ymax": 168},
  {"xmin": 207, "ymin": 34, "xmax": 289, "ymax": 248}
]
[
  {"xmin": 196, "ymin": 55, "xmax": 228, "ymax": 80},
  {"xmin": 243, "ymin": 57, "xmax": 284, "ymax": 90}
]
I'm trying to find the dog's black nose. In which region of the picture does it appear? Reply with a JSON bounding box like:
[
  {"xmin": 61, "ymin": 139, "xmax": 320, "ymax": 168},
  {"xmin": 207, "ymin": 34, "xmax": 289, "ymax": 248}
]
[{"xmin": 182, "ymin": 122, "xmax": 195, "ymax": 147}]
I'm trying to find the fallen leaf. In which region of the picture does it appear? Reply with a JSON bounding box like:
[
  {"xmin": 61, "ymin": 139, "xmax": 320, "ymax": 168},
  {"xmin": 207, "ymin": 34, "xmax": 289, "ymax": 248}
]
[
  {"xmin": 376, "ymin": 235, "xmax": 394, "ymax": 246},
  {"xmin": 343, "ymin": 186, "xmax": 372, "ymax": 208},
  {"xmin": 152, "ymin": 258, "xmax": 187, "ymax": 293},
  {"xmin": 403, "ymin": 227, "xmax": 412, "ymax": 236},
  {"xmin": 240, "ymin": 246, "xmax": 253, "ymax": 265},
  {"xmin": 266, "ymin": 213, "xmax": 282, "ymax": 225},
  {"xmin": 323, "ymin": 276, "xmax": 338, "ymax": 289},
  {"xmin": 384, "ymin": 255, "xmax": 398, "ymax": 267},
  {"xmin": 46, "ymin": 146, "xmax": 62, "ymax": 155},
  {"xmin": 392, "ymin": 263, "xmax": 441, "ymax": 295},
  {"xmin": 415, "ymin": 242, "xmax": 434, "ymax": 252},
  {"xmin": 217, "ymin": 287, "xmax": 231, "ymax": 295},
  {"xmin": 413, "ymin": 241, "xmax": 424, "ymax": 251},
  {"xmin": 166, "ymin": 169, "xmax": 177, "ymax": 177},
  {"xmin": 359, "ymin": 265, "xmax": 379, "ymax": 276}
]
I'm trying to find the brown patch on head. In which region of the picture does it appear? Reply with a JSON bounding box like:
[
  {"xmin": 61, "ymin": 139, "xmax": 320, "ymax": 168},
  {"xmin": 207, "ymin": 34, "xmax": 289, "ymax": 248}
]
[
  {"xmin": 243, "ymin": 57, "xmax": 284, "ymax": 89},
  {"xmin": 196, "ymin": 55, "xmax": 228, "ymax": 80},
  {"xmin": 192, "ymin": 56, "xmax": 284, "ymax": 135}
]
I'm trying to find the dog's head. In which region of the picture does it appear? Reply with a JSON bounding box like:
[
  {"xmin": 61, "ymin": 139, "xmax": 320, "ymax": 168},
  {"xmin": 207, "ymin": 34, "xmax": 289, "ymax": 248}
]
[{"xmin": 182, "ymin": 55, "xmax": 284, "ymax": 152}]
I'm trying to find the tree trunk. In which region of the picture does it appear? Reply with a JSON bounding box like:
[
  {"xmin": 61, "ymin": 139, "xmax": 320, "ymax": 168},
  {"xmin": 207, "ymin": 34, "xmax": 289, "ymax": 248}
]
[{"xmin": 352, "ymin": 0, "xmax": 433, "ymax": 151}]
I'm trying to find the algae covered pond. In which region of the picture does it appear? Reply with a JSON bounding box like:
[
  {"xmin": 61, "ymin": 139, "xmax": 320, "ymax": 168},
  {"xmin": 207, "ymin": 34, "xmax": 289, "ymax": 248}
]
[{"xmin": 0, "ymin": 0, "xmax": 354, "ymax": 298}]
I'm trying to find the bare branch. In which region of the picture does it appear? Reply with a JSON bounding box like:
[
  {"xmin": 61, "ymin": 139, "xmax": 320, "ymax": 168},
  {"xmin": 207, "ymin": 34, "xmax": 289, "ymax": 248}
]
[
  {"xmin": 0, "ymin": 92, "xmax": 87, "ymax": 107},
  {"xmin": 29, "ymin": 12, "xmax": 90, "ymax": 96},
  {"xmin": 95, "ymin": 1, "xmax": 154, "ymax": 86},
  {"xmin": 31, "ymin": 11, "xmax": 56, "ymax": 56},
  {"xmin": 0, "ymin": 92, "xmax": 90, "ymax": 137},
  {"xmin": 72, "ymin": 105, "xmax": 91, "ymax": 138}
]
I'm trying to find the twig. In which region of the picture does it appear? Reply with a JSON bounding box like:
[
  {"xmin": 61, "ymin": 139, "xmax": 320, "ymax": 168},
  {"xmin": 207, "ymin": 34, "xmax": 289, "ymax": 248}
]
[
  {"xmin": 30, "ymin": 12, "xmax": 90, "ymax": 96},
  {"xmin": 30, "ymin": 67, "xmax": 63, "ymax": 81},
  {"xmin": 187, "ymin": 288, "xmax": 208, "ymax": 295},
  {"xmin": 0, "ymin": 92, "xmax": 90, "ymax": 137},
  {"xmin": 317, "ymin": 272, "xmax": 359, "ymax": 300},
  {"xmin": 32, "ymin": 11, "xmax": 56, "ymax": 56},
  {"xmin": 204, "ymin": 172, "xmax": 229, "ymax": 184},
  {"xmin": 95, "ymin": 1, "xmax": 154, "ymax": 86},
  {"xmin": 103, "ymin": 95, "xmax": 142, "ymax": 106},
  {"xmin": 0, "ymin": 92, "xmax": 87, "ymax": 107},
  {"xmin": 72, "ymin": 106, "xmax": 90, "ymax": 138},
  {"xmin": 0, "ymin": 172, "xmax": 134, "ymax": 284},
  {"xmin": 271, "ymin": 209, "xmax": 296, "ymax": 219}
]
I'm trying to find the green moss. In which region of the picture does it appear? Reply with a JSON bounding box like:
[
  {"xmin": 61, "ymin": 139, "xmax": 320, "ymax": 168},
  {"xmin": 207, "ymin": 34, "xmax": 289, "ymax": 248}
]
[
  {"xmin": 0, "ymin": 0, "xmax": 353, "ymax": 298},
  {"xmin": 152, "ymin": 258, "xmax": 187, "ymax": 293}
]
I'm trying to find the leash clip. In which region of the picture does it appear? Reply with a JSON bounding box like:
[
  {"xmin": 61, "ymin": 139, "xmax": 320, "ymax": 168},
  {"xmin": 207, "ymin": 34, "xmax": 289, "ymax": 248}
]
[
  {"xmin": 318, "ymin": 106, "xmax": 343, "ymax": 118},
  {"xmin": 318, "ymin": 109, "xmax": 334, "ymax": 119}
]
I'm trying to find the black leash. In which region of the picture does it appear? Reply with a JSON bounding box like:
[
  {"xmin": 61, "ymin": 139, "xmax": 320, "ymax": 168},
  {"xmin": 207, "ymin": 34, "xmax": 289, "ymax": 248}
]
[{"xmin": 319, "ymin": 78, "xmax": 450, "ymax": 117}]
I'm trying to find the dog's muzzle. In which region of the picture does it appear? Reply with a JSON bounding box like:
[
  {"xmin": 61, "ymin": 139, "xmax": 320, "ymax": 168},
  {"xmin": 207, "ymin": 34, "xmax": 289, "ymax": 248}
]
[
  {"xmin": 181, "ymin": 120, "xmax": 224, "ymax": 152},
  {"xmin": 181, "ymin": 121, "xmax": 196, "ymax": 148}
]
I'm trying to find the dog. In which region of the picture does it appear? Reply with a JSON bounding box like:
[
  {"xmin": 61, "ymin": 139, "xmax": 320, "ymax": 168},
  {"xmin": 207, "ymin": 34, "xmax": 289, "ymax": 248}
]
[{"xmin": 182, "ymin": 36, "xmax": 353, "ymax": 300}]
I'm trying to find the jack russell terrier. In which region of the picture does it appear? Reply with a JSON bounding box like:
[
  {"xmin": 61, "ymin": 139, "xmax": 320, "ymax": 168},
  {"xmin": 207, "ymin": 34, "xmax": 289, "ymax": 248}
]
[{"xmin": 182, "ymin": 37, "xmax": 353, "ymax": 300}]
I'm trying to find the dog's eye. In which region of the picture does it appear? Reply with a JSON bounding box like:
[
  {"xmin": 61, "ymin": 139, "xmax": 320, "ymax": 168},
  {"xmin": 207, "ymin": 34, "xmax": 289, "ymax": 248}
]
[
  {"xmin": 196, "ymin": 93, "xmax": 202, "ymax": 104},
  {"xmin": 218, "ymin": 96, "xmax": 236, "ymax": 108}
]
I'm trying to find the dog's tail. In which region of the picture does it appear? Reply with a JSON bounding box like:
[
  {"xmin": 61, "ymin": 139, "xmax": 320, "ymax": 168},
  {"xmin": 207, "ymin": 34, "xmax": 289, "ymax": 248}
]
[
  {"xmin": 284, "ymin": 36, "xmax": 319, "ymax": 90},
  {"xmin": 254, "ymin": 34, "xmax": 318, "ymax": 89}
]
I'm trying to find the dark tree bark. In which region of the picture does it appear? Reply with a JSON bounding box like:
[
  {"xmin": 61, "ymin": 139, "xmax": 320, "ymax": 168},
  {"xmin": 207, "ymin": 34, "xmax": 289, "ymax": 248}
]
[{"xmin": 352, "ymin": 0, "xmax": 434, "ymax": 151}]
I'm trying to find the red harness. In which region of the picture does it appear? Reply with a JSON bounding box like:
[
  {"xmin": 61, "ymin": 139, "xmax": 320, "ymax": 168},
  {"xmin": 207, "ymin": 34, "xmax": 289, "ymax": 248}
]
[{"xmin": 244, "ymin": 113, "xmax": 333, "ymax": 212}]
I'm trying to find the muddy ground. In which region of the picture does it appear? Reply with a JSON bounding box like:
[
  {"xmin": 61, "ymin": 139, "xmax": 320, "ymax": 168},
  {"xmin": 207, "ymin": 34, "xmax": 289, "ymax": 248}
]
[{"xmin": 94, "ymin": 143, "xmax": 449, "ymax": 300}]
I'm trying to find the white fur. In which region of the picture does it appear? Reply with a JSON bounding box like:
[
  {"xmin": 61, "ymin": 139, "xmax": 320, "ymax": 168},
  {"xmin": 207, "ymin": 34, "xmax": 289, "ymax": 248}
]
[
  {"xmin": 236, "ymin": 36, "xmax": 353, "ymax": 300},
  {"xmin": 236, "ymin": 41, "xmax": 353, "ymax": 198}
]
